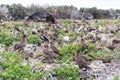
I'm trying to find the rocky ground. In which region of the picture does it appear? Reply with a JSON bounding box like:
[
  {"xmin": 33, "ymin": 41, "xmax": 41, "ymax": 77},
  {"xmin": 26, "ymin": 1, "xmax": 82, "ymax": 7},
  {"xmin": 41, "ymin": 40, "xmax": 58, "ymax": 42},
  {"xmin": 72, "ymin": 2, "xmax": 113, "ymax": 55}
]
[
  {"xmin": 24, "ymin": 57, "xmax": 120, "ymax": 80},
  {"xmin": 79, "ymin": 60, "xmax": 120, "ymax": 80}
]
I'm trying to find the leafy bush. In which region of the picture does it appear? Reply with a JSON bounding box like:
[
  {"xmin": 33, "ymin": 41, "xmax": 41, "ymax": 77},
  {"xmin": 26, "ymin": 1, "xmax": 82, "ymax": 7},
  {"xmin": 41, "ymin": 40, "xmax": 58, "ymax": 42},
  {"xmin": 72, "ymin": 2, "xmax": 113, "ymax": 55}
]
[
  {"xmin": 3, "ymin": 35, "xmax": 15, "ymax": 46},
  {"xmin": 27, "ymin": 35, "xmax": 40, "ymax": 44},
  {"xmin": 0, "ymin": 51, "xmax": 44, "ymax": 80},
  {"xmin": 57, "ymin": 29, "xmax": 65, "ymax": 35},
  {"xmin": 1, "ymin": 64, "xmax": 31, "ymax": 80},
  {"xmin": 59, "ymin": 44, "xmax": 82, "ymax": 55},
  {"xmin": 0, "ymin": 31, "xmax": 15, "ymax": 46},
  {"xmin": 86, "ymin": 42, "xmax": 97, "ymax": 52},
  {"xmin": 0, "ymin": 51, "xmax": 31, "ymax": 79},
  {"xmin": 53, "ymin": 64, "xmax": 79, "ymax": 80},
  {"xmin": 59, "ymin": 43, "xmax": 96, "ymax": 56},
  {"xmin": 59, "ymin": 44, "xmax": 82, "ymax": 62}
]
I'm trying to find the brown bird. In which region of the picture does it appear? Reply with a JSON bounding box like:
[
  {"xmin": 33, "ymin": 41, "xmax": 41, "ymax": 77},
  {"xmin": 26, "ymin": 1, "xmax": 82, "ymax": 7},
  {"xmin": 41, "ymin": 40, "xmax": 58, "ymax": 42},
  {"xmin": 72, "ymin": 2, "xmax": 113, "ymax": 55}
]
[
  {"xmin": 14, "ymin": 31, "xmax": 26, "ymax": 51},
  {"xmin": 34, "ymin": 54, "xmax": 43, "ymax": 59},
  {"xmin": 20, "ymin": 50, "xmax": 34, "ymax": 60},
  {"xmin": 50, "ymin": 41, "xmax": 62, "ymax": 56},
  {"xmin": 75, "ymin": 50, "xmax": 90, "ymax": 70},
  {"xmin": 42, "ymin": 44, "xmax": 55, "ymax": 59},
  {"xmin": 112, "ymin": 38, "xmax": 120, "ymax": 44},
  {"xmin": 50, "ymin": 32, "xmax": 58, "ymax": 41},
  {"xmin": 107, "ymin": 43, "xmax": 117, "ymax": 51},
  {"xmin": 81, "ymin": 38, "xmax": 87, "ymax": 50},
  {"xmin": 88, "ymin": 54, "xmax": 111, "ymax": 63},
  {"xmin": 14, "ymin": 25, "xmax": 21, "ymax": 33},
  {"xmin": 107, "ymin": 39, "xmax": 120, "ymax": 51}
]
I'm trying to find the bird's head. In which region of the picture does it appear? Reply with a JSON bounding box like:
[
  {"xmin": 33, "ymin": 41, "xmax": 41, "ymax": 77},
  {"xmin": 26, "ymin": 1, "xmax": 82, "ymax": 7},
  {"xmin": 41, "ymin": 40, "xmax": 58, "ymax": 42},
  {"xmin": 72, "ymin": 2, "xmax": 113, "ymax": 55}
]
[{"xmin": 22, "ymin": 30, "xmax": 27, "ymax": 38}]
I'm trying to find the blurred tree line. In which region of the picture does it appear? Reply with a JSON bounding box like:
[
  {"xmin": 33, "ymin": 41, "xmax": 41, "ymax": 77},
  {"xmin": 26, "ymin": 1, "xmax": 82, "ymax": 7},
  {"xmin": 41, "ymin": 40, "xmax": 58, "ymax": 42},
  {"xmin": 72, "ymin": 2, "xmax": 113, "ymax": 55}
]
[{"xmin": 0, "ymin": 4, "xmax": 120, "ymax": 20}]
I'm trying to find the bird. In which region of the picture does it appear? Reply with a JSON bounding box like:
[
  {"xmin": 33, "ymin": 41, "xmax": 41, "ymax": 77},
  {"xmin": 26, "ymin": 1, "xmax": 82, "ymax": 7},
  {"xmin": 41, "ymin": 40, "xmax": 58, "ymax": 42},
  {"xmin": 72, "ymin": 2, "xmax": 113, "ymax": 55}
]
[
  {"xmin": 49, "ymin": 33, "xmax": 58, "ymax": 42},
  {"xmin": 20, "ymin": 49, "xmax": 34, "ymax": 60},
  {"xmin": 112, "ymin": 38, "xmax": 120, "ymax": 44},
  {"xmin": 49, "ymin": 41, "xmax": 62, "ymax": 56},
  {"xmin": 34, "ymin": 54, "xmax": 43, "ymax": 59},
  {"xmin": 107, "ymin": 44, "xmax": 117, "ymax": 51},
  {"xmin": 14, "ymin": 25, "xmax": 21, "ymax": 33},
  {"xmin": 45, "ymin": 13, "xmax": 55, "ymax": 24},
  {"xmin": 42, "ymin": 44, "xmax": 55, "ymax": 59},
  {"xmin": 39, "ymin": 34, "xmax": 49, "ymax": 42},
  {"xmin": 75, "ymin": 50, "xmax": 90, "ymax": 70},
  {"xmin": 13, "ymin": 31, "xmax": 27, "ymax": 51},
  {"xmin": 81, "ymin": 38, "xmax": 87, "ymax": 50}
]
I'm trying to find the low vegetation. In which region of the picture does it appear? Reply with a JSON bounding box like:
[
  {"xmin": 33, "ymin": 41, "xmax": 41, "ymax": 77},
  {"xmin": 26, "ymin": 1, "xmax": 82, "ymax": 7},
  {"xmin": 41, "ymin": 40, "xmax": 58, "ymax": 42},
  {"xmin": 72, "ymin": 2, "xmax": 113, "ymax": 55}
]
[{"xmin": 0, "ymin": 19, "xmax": 120, "ymax": 79}]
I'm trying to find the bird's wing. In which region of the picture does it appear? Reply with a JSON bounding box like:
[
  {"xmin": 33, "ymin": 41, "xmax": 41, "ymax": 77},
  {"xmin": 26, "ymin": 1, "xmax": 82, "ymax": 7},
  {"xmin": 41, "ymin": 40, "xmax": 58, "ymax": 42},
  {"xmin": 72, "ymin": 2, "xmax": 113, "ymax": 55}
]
[
  {"xmin": 14, "ymin": 41, "xmax": 25, "ymax": 50},
  {"xmin": 51, "ymin": 45, "xmax": 62, "ymax": 56}
]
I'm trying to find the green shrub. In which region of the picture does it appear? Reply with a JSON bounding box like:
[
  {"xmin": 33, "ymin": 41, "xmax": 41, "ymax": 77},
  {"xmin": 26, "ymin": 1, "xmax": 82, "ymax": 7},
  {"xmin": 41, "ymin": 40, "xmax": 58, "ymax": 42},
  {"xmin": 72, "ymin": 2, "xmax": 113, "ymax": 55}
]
[
  {"xmin": 0, "ymin": 51, "xmax": 44, "ymax": 80},
  {"xmin": 1, "ymin": 64, "xmax": 31, "ymax": 80},
  {"xmin": 53, "ymin": 64, "xmax": 79, "ymax": 80},
  {"xmin": 59, "ymin": 43, "xmax": 96, "ymax": 56},
  {"xmin": 57, "ymin": 29, "xmax": 65, "ymax": 35},
  {"xmin": 59, "ymin": 44, "xmax": 82, "ymax": 62},
  {"xmin": 0, "ymin": 31, "xmax": 15, "ymax": 46},
  {"xmin": 59, "ymin": 44, "xmax": 82, "ymax": 55},
  {"xmin": 86, "ymin": 42, "xmax": 97, "ymax": 52},
  {"xmin": 0, "ymin": 51, "xmax": 31, "ymax": 79},
  {"xmin": 3, "ymin": 35, "xmax": 15, "ymax": 46},
  {"xmin": 27, "ymin": 35, "xmax": 40, "ymax": 44}
]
